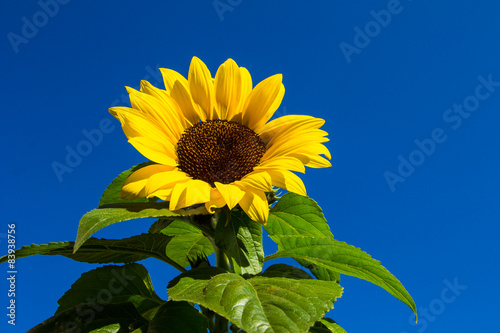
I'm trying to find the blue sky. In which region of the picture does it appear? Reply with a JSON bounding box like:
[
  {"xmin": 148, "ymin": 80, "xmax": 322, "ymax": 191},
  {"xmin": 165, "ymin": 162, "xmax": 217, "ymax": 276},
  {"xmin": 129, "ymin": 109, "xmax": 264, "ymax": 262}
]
[{"xmin": 1, "ymin": 0, "xmax": 500, "ymax": 332}]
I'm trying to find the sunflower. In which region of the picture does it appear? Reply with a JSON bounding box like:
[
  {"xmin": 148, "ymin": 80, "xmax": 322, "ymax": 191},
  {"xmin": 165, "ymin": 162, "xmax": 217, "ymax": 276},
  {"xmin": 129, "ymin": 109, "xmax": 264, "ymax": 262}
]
[{"xmin": 109, "ymin": 57, "xmax": 331, "ymax": 224}]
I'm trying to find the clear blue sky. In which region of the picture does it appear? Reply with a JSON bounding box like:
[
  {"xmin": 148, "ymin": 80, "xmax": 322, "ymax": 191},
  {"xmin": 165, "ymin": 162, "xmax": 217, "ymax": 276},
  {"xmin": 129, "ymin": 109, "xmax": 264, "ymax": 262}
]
[{"xmin": 1, "ymin": 0, "xmax": 499, "ymax": 332}]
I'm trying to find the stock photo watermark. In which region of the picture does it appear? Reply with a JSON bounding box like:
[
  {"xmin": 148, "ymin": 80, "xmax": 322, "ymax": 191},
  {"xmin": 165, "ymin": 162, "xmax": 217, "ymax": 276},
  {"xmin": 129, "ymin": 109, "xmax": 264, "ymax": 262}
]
[
  {"xmin": 7, "ymin": 0, "xmax": 71, "ymax": 54},
  {"xmin": 63, "ymin": 266, "xmax": 136, "ymax": 332},
  {"xmin": 401, "ymin": 277, "xmax": 467, "ymax": 333},
  {"xmin": 213, "ymin": 0, "xmax": 243, "ymax": 22},
  {"xmin": 384, "ymin": 74, "xmax": 500, "ymax": 192},
  {"xmin": 51, "ymin": 65, "xmax": 162, "ymax": 183},
  {"xmin": 6, "ymin": 223, "xmax": 16, "ymax": 326},
  {"xmin": 339, "ymin": 0, "xmax": 418, "ymax": 64}
]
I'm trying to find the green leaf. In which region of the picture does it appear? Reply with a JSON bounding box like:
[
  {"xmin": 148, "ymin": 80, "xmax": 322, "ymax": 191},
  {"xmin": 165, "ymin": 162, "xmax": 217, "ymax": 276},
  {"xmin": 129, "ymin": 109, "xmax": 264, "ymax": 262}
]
[
  {"xmin": 309, "ymin": 318, "xmax": 347, "ymax": 333},
  {"xmin": 89, "ymin": 323, "xmax": 122, "ymax": 333},
  {"xmin": 99, "ymin": 162, "xmax": 157, "ymax": 207},
  {"xmin": 75, "ymin": 202, "xmax": 186, "ymax": 252},
  {"xmin": 56, "ymin": 264, "xmax": 165, "ymax": 321},
  {"xmin": 319, "ymin": 318, "xmax": 347, "ymax": 333},
  {"xmin": 215, "ymin": 209, "xmax": 264, "ymax": 275},
  {"xmin": 0, "ymin": 234, "xmax": 187, "ymax": 271},
  {"xmin": 153, "ymin": 218, "xmax": 214, "ymax": 268},
  {"xmin": 168, "ymin": 266, "xmax": 343, "ymax": 333},
  {"xmin": 28, "ymin": 302, "xmax": 146, "ymax": 333},
  {"xmin": 147, "ymin": 301, "xmax": 209, "ymax": 333},
  {"xmin": 265, "ymin": 236, "xmax": 417, "ymax": 316},
  {"xmin": 259, "ymin": 264, "xmax": 313, "ymax": 280},
  {"xmin": 267, "ymin": 193, "xmax": 334, "ymax": 239},
  {"xmin": 265, "ymin": 193, "xmax": 340, "ymax": 282}
]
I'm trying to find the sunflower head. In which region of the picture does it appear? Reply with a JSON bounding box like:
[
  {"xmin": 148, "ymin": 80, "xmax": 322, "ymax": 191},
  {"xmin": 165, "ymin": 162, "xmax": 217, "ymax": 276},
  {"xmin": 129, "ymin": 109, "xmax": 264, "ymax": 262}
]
[{"xmin": 109, "ymin": 57, "xmax": 331, "ymax": 224}]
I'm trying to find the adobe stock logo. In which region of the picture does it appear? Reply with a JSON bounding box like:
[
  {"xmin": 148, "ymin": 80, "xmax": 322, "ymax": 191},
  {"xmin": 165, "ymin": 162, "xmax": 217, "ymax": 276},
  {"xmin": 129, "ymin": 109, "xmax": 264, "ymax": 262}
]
[
  {"xmin": 401, "ymin": 277, "xmax": 467, "ymax": 333},
  {"xmin": 384, "ymin": 74, "xmax": 500, "ymax": 192},
  {"xmin": 339, "ymin": 0, "xmax": 418, "ymax": 64},
  {"xmin": 7, "ymin": 0, "xmax": 71, "ymax": 54},
  {"xmin": 51, "ymin": 65, "xmax": 163, "ymax": 183},
  {"xmin": 212, "ymin": 0, "xmax": 243, "ymax": 22}
]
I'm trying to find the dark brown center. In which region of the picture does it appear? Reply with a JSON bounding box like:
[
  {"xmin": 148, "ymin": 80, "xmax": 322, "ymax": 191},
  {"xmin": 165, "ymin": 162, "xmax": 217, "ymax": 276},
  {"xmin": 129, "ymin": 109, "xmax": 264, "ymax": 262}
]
[{"xmin": 176, "ymin": 120, "xmax": 266, "ymax": 186}]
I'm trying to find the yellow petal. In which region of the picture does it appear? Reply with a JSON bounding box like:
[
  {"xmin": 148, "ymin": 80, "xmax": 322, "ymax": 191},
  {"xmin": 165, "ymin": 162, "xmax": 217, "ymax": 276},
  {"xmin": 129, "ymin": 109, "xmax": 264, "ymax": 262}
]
[
  {"xmin": 290, "ymin": 143, "xmax": 332, "ymax": 160},
  {"xmin": 205, "ymin": 188, "xmax": 226, "ymax": 213},
  {"xmin": 126, "ymin": 86, "xmax": 184, "ymax": 141},
  {"xmin": 263, "ymin": 135, "xmax": 329, "ymax": 161},
  {"xmin": 122, "ymin": 164, "xmax": 176, "ymax": 199},
  {"xmin": 186, "ymin": 180, "xmax": 212, "ymax": 205},
  {"xmin": 145, "ymin": 169, "xmax": 192, "ymax": 194},
  {"xmin": 235, "ymin": 171, "xmax": 273, "ymax": 192},
  {"xmin": 170, "ymin": 80, "xmax": 205, "ymax": 123},
  {"xmin": 188, "ymin": 57, "xmax": 215, "ymax": 119},
  {"xmin": 128, "ymin": 137, "xmax": 177, "ymax": 166},
  {"xmin": 160, "ymin": 67, "xmax": 188, "ymax": 93},
  {"xmin": 139, "ymin": 80, "xmax": 188, "ymax": 129},
  {"xmin": 267, "ymin": 129, "xmax": 329, "ymax": 150},
  {"xmin": 214, "ymin": 182, "xmax": 245, "ymax": 209},
  {"xmin": 290, "ymin": 154, "xmax": 332, "ymax": 168},
  {"xmin": 147, "ymin": 189, "xmax": 172, "ymax": 201},
  {"xmin": 240, "ymin": 74, "xmax": 284, "ymax": 131},
  {"xmin": 267, "ymin": 170, "xmax": 307, "ymax": 196},
  {"xmin": 169, "ymin": 179, "xmax": 212, "ymax": 211},
  {"xmin": 255, "ymin": 156, "xmax": 306, "ymax": 173},
  {"xmin": 110, "ymin": 106, "xmax": 175, "ymax": 145},
  {"xmin": 214, "ymin": 59, "xmax": 242, "ymax": 120},
  {"xmin": 237, "ymin": 186, "xmax": 269, "ymax": 224},
  {"xmin": 254, "ymin": 84, "xmax": 286, "ymax": 133},
  {"xmin": 258, "ymin": 115, "xmax": 326, "ymax": 144},
  {"xmin": 239, "ymin": 67, "xmax": 253, "ymax": 102}
]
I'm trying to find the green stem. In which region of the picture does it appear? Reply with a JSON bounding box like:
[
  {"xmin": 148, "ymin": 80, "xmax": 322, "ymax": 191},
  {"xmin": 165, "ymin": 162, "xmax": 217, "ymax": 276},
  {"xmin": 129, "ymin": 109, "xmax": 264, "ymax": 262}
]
[{"xmin": 212, "ymin": 210, "xmax": 230, "ymax": 333}]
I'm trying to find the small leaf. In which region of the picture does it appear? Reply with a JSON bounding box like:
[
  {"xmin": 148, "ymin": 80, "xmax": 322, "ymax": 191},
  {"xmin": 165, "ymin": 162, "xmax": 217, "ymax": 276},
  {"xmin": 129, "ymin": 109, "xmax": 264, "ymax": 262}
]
[
  {"xmin": 155, "ymin": 218, "xmax": 214, "ymax": 268},
  {"xmin": 265, "ymin": 236, "xmax": 417, "ymax": 316},
  {"xmin": 89, "ymin": 323, "xmax": 122, "ymax": 333},
  {"xmin": 99, "ymin": 162, "xmax": 157, "ymax": 207},
  {"xmin": 265, "ymin": 193, "xmax": 340, "ymax": 282},
  {"xmin": 168, "ymin": 266, "xmax": 343, "ymax": 333},
  {"xmin": 0, "ymin": 234, "xmax": 187, "ymax": 271},
  {"xmin": 319, "ymin": 318, "xmax": 347, "ymax": 333},
  {"xmin": 56, "ymin": 264, "xmax": 165, "ymax": 321},
  {"xmin": 215, "ymin": 209, "xmax": 264, "ymax": 275},
  {"xmin": 74, "ymin": 202, "xmax": 207, "ymax": 252},
  {"xmin": 267, "ymin": 193, "xmax": 334, "ymax": 239},
  {"xmin": 27, "ymin": 302, "xmax": 146, "ymax": 333},
  {"xmin": 148, "ymin": 301, "xmax": 209, "ymax": 333},
  {"xmin": 309, "ymin": 318, "xmax": 347, "ymax": 333}
]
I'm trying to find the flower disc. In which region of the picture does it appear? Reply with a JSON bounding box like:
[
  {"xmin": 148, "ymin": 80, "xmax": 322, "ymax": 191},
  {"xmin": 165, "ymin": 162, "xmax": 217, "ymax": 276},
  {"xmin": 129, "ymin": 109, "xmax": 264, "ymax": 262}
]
[{"xmin": 176, "ymin": 120, "xmax": 266, "ymax": 186}]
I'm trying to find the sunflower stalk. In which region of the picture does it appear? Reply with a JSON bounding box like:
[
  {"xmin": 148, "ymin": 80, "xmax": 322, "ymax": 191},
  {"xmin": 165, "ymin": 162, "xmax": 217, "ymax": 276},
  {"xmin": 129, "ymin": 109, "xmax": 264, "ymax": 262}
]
[{"xmin": 212, "ymin": 209, "xmax": 231, "ymax": 333}]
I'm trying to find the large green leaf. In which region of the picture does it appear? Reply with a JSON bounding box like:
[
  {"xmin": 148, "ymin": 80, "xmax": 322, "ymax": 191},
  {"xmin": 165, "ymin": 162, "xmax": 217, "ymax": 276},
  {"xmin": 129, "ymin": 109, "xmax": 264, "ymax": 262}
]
[
  {"xmin": 152, "ymin": 218, "xmax": 214, "ymax": 268},
  {"xmin": 28, "ymin": 302, "xmax": 146, "ymax": 333},
  {"xmin": 215, "ymin": 209, "xmax": 264, "ymax": 275},
  {"xmin": 0, "ymin": 234, "xmax": 186, "ymax": 271},
  {"xmin": 168, "ymin": 266, "xmax": 343, "ymax": 333},
  {"xmin": 74, "ymin": 202, "xmax": 210, "ymax": 252},
  {"xmin": 99, "ymin": 162, "xmax": 158, "ymax": 207},
  {"xmin": 265, "ymin": 236, "xmax": 417, "ymax": 316},
  {"xmin": 56, "ymin": 264, "xmax": 165, "ymax": 321},
  {"xmin": 265, "ymin": 193, "xmax": 340, "ymax": 282},
  {"xmin": 147, "ymin": 301, "xmax": 209, "ymax": 333}
]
